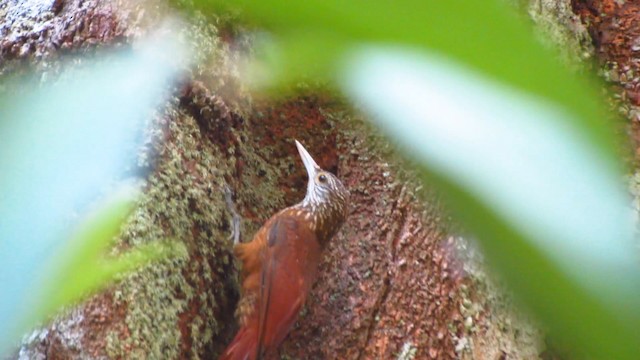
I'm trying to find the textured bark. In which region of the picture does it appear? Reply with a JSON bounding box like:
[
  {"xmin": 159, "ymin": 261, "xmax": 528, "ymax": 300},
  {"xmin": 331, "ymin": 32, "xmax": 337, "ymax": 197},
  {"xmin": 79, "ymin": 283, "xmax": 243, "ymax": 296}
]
[
  {"xmin": 571, "ymin": 0, "xmax": 640, "ymax": 160},
  {"xmin": 6, "ymin": 0, "xmax": 629, "ymax": 359}
]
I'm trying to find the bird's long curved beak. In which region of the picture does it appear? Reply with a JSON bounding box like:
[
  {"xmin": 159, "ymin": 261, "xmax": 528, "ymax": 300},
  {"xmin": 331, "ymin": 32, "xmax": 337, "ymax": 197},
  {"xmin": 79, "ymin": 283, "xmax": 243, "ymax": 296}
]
[{"xmin": 295, "ymin": 140, "xmax": 320, "ymax": 179}]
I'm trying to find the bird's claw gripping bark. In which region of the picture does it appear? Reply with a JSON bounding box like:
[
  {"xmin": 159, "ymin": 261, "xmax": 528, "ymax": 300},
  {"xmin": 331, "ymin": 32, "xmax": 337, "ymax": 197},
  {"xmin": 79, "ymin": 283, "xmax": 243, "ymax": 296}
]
[{"xmin": 223, "ymin": 184, "xmax": 242, "ymax": 245}]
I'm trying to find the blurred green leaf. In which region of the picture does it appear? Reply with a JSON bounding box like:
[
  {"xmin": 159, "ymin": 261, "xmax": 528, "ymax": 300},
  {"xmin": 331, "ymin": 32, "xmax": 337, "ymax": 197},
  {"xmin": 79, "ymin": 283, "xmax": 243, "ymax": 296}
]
[
  {"xmin": 441, "ymin": 178, "xmax": 637, "ymax": 359},
  {"xmin": 343, "ymin": 49, "xmax": 640, "ymax": 358},
  {"xmin": 31, "ymin": 194, "xmax": 187, "ymax": 325},
  {"xmin": 185, "ymin": 0, "xmax": 617, "ymax": 158},
  {"xmin": 0, "ymin": 21, "xmax": 190, "ymax": 355},
  {"xmin": 37, "ymin": 195, "xmax": 137, "ymax": 319}
]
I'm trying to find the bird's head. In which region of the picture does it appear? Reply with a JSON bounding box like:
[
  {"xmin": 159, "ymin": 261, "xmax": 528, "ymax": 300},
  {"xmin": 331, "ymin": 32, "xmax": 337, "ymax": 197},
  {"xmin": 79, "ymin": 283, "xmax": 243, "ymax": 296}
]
[{"xmin": 295, "ymin": 140, "xmax": 349, "ymax": 231}]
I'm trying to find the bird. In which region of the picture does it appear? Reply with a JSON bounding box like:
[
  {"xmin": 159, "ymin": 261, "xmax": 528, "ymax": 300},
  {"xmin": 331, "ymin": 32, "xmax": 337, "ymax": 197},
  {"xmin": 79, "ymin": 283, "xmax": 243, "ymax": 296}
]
[{"xmin": 219, "ymin": 140, "xmax": 349, "ymax": 360}]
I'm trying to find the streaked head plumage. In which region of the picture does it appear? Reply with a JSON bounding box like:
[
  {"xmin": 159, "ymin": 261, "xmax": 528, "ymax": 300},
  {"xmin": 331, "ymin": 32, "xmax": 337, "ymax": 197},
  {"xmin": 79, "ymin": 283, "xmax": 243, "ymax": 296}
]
[{"xmin": 294, "ymin": 140, "xmax": 349, "ymax": 235}]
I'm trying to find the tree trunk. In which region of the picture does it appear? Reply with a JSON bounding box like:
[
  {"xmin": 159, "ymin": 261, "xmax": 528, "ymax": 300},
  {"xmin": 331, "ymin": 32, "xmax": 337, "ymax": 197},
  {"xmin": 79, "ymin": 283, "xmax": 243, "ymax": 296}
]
[{"xmin": 4, "ymin": 0, "xmax": 630, "ymax": 359}]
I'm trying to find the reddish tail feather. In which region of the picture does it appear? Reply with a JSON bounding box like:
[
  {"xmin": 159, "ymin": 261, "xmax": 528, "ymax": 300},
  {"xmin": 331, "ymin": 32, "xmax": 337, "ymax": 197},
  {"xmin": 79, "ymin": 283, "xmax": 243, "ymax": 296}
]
[{"xmin": 219, "ymin": 325, "xmax": 259, "ymax": 360}]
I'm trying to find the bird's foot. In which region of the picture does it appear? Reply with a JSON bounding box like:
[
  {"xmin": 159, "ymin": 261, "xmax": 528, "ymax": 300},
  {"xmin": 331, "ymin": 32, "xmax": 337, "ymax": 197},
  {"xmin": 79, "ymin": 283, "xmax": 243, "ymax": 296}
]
[{"xmin": 223, "ymin": 184, "xmax": 242, "ymax": 245}]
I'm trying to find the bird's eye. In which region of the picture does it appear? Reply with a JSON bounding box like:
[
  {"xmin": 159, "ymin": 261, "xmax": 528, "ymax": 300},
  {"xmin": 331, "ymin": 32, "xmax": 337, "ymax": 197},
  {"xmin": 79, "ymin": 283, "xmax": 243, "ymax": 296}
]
[{"xmin": 317, "ymin": 174, "xmax": 328, "ymax": 184}]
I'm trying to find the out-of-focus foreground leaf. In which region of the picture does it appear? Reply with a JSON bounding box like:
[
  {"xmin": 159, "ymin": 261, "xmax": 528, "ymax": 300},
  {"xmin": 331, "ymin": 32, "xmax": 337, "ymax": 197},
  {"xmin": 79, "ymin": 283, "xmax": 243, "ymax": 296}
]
[
  {"xmin": 30, "ymin": 191, "xmax": 187, "ymax": 329},
  {"xmin": 0, "ymin": 22, "xmax": 190, "ymax": 355},
  {"xmin": 342, "ymin": 48, "xmax": 640, "ymax": 359},
  {"xmin": 185, "ymin": 0, "xmax": 616, "ymax": 158},
  {"xmin": 182, "ymin": 0, "xmax": 640, "ymax": 357}
]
